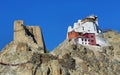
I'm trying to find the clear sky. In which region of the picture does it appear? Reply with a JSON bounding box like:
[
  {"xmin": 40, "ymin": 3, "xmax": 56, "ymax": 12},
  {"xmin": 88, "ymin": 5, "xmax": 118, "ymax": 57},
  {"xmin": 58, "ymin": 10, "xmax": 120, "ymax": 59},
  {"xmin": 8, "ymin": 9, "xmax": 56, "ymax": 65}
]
[{"xmin": 0, "ymin": 0, "xmax": 120, "ymax": 51}]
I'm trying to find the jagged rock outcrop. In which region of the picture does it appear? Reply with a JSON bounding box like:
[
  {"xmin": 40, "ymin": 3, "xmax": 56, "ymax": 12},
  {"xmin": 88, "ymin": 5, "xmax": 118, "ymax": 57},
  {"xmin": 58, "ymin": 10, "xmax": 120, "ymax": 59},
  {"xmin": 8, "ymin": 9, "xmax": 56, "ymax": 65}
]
[
  {"xmin": 0, "ymin": 21, "xmax": 120, "ymax": 75},
  {"xmin": 0, "ymin": 41, "xmax": 70, "ymax": 75},
  {"xmin": 52, "ymin": 39, "xmax": 120, "ymax": 75},
  {"xmin": 103, "ymin": 30, "xmax": 120, "ymax": 61}
]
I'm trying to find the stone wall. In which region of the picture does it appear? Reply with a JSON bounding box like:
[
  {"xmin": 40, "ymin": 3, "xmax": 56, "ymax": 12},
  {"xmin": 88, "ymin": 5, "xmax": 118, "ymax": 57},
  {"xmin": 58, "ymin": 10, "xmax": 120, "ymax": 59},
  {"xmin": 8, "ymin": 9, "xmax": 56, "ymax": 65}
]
[
  {"xmin": 14, "ymin": 20, "xmax": 45, "ymax": 50},
  {"xmin": 26, "ymin": 26, "xmax": 44, "ymax": 49},
  {"xmin": 14, "ymin": 20, "xmax": 27, "ymax": 42}
]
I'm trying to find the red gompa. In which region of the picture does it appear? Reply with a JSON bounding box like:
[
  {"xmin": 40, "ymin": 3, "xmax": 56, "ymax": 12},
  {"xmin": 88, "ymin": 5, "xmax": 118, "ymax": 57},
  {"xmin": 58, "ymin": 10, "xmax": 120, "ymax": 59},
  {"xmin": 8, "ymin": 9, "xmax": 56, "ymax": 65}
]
[{"xmin": 82, "ymin": 33, "xmax": 96, "ymax": 45}]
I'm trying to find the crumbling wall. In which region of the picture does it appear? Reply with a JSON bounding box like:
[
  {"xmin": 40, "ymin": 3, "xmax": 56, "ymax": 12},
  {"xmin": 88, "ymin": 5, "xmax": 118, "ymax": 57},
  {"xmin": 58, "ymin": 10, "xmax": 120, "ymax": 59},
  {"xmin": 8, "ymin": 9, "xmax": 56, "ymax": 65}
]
[
  {"xmin": 14, "ymin": 20, "xmax": 28, "ymax": 42},
  {"xmin": 14, "ymin": 20, "xmax": 45, "ymax": 50},
  {"xmin": 26, "ymin": 26, "xmax": 45, "ymax": 49}
]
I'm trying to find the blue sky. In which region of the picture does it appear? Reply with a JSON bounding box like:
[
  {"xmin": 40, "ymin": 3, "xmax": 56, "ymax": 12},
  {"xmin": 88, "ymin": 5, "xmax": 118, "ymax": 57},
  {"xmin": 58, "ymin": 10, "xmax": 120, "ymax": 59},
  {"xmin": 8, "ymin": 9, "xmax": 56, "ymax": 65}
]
[{"xmin": 0, "ymin": 0, "xmax": 120, "ymax": 51}]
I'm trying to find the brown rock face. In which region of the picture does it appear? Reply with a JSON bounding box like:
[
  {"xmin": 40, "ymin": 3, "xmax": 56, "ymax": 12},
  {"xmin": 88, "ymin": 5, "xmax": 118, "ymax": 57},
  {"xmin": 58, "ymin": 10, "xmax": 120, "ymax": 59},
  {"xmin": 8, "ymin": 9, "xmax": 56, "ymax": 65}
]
[{"xmin": 0, "ymin": 21, "xmax": 120, "ymax": 75}]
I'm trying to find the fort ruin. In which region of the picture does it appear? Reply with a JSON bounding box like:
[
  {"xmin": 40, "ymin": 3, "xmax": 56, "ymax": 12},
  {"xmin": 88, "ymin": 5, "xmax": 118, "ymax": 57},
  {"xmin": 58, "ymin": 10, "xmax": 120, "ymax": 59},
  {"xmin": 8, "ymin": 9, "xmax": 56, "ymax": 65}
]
[{"xmin": 14, "ymin": 20, "xmax": 45, "ymax": 51}]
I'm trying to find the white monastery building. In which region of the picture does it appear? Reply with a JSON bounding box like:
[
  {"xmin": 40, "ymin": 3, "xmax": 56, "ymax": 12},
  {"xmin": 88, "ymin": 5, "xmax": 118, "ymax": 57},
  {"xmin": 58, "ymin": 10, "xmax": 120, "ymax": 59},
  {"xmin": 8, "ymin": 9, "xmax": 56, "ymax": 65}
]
[{"xmin": 67, "ymin": 15, "xmax": 109, "ymax": 46}]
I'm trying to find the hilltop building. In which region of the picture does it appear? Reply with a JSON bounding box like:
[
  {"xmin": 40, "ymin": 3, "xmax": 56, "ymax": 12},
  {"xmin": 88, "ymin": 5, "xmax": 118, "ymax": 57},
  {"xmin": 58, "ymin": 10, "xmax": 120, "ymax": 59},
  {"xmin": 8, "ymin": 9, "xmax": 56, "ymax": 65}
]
[{"xmin": 67, "ymin": 15, "xmax": 108, "ymax": 46}]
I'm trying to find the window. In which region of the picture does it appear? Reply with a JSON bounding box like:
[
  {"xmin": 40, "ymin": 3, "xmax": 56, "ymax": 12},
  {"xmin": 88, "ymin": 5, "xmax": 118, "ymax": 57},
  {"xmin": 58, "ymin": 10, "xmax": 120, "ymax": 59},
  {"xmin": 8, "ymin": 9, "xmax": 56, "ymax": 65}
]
[
  {"xmin": 78, "ymin": 33, "xmax": 81, "ymax": 35},
  {"xmin": 91, "ymin": 40, "xmax": 94, "ymax": 42},
  {"xmin": 91, "ymin": 36, "xmax": 94, "ymax": 38},
  {"xmin": 82, "ymin": 27, "xmax": 84, "ymax": 30},
  {"xmin": 82, "ymin": 38, "xmax": 83, "ymax": 41}
]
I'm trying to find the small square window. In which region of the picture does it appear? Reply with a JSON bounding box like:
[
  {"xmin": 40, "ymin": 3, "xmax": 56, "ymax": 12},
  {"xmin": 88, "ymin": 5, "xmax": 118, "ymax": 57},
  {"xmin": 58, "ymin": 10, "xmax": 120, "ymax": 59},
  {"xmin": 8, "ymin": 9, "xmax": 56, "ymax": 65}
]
[
  {"xmin": 91, "ymin": 36, "xmax": 94, "ymax": 38},
  {"xmin": 91, "ymin": 40, "xmax": 94, "ymax": 42},
  {"xmin": 82, "ymin": 38, "xmax": 83, "ymax": 41}
]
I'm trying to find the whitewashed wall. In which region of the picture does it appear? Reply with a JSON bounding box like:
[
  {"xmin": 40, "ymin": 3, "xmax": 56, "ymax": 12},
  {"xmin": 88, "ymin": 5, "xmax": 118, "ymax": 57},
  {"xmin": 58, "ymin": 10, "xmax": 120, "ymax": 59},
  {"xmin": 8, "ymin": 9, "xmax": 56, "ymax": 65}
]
[
  {"xmin": 74, "ymin": 22, "xmax": 98, "ymax": 34},
  {"xmin": 96, "ymin": 36, "xmax": 108, "ymax": 46}
]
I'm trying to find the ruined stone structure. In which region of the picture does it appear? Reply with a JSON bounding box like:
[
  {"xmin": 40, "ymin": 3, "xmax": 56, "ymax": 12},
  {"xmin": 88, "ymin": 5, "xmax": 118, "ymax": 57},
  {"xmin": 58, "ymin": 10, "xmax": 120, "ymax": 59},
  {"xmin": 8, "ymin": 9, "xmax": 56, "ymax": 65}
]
[{"xmin": 14, "ymin": 20, "xmax": 45, "ymax": 50}]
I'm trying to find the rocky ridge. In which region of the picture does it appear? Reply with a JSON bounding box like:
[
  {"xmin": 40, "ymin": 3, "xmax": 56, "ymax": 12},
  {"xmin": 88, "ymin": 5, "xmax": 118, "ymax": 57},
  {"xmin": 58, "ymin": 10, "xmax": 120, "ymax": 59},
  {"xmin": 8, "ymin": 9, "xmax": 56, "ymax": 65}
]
[{"xmin": 0, "ymin": 21, "xmax": 120, "ymax": 75}]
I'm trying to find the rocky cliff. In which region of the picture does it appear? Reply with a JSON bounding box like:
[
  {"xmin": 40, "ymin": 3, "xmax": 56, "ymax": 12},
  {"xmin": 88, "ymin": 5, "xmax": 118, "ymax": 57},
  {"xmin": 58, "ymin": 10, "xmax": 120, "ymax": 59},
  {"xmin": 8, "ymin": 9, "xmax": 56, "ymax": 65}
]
[{"xmin": 0, "ymin": 21, "xmax": 120, "ymax": 75}]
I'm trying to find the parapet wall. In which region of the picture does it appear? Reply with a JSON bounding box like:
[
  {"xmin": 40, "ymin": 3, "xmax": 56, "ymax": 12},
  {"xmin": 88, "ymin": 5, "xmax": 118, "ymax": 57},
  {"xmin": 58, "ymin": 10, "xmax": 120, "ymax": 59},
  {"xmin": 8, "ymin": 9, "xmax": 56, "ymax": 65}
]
[{"xmin": 14, "ymin": 20, "xmax": 45, "ymax": 50}]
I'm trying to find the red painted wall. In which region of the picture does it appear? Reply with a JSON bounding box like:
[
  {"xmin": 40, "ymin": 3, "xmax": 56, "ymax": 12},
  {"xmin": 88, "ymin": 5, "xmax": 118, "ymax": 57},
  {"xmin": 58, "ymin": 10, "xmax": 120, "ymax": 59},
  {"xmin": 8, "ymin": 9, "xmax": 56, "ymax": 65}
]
[
  {"xmin": 68, "ymin": 31, "xmax": 79, "ymax": 39},
  {"xmin": 83, "ymin": 33, "xmax": 96, "ymax": 45},
  {"xmin": 68, "ymin": 31, "xmax": 96, "ymax": 46}
]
